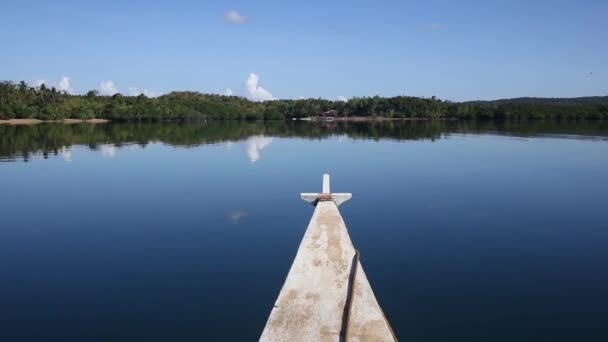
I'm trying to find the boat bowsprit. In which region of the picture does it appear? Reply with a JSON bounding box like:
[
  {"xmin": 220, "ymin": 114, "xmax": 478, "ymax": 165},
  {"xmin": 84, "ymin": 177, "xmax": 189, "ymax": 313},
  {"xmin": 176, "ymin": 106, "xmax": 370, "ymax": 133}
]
[{"xmin": 260, "ymin": 174, "xmax": 396, "ymax": 342}]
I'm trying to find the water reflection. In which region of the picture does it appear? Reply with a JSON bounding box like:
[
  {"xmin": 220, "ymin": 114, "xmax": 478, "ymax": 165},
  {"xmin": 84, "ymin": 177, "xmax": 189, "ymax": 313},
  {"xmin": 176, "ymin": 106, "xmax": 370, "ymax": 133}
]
[
  {"xmin": 246, "ymin": 135, "xmax": 273, "ymax": 163},
  {"xmin": 225, "ymin": 210, "xmax": 250, "ymax": 223},
  {"xmin": 1, "ymin": 120, "xmax": 607, "ymax": 162},
  {"xmin": 61, "ymin": 147, "xmax": 72, "ymax": 163},
  {"xmin": 100, "ymin": 145, "xmax": 117, "ymax": 159},
  {"xmin": 1, "ymin": 119, "xmax": 607, "ymax": 342}
]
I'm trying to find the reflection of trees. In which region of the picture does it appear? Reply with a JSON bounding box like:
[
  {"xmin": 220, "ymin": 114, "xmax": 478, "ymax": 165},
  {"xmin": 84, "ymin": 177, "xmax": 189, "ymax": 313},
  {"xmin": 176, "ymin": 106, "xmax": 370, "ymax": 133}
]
[{"xmin": 1, "ymin": 120, "xmax": 607, "ymax": 161}]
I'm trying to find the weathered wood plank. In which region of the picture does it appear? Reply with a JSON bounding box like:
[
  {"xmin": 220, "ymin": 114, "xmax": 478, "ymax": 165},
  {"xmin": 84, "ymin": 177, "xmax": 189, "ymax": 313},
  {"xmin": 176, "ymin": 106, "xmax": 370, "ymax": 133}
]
[{"xmin": 260, "ymin": 175, "xmax": 395, "ymax": 342}]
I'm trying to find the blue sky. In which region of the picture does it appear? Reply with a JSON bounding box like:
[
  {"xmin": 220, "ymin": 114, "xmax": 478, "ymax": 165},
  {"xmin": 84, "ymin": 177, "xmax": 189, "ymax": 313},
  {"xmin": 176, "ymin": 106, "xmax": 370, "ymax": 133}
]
[{"xmin": 0, "ymin": 0, "xmax": 606, "ymax": 101}]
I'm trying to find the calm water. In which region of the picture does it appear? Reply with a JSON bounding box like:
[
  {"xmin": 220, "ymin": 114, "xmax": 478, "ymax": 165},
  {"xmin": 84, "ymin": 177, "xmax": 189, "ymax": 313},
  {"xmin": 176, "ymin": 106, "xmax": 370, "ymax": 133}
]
[{"xmin": 1, "ymin": 120, "xmax": 608, "ymax": 341}]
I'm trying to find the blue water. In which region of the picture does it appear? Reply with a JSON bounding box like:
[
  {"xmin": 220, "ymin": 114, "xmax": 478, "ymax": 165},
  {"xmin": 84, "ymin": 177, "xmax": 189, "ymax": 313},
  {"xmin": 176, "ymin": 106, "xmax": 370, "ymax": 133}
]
[{"xmin": 1, "ymin": 121, "xmax": 607, "ymax": 341}]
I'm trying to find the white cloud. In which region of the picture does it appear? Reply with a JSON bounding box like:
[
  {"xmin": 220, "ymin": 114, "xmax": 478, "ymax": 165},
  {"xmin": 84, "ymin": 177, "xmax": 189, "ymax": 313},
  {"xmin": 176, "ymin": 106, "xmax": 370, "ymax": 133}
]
[
  {"xmin": 34, "ymin": 76, "xmax": 73, "ymax": 94},
  {"xmin": 337, "ymin": 96, "xmax": 348, "ymax": 102},
  {"xmin": 127, "ymin": 86, "xmax": 163, "ymax": 98},
  {"xmin": 144, "ymin": 89, "xmax": 163, "ymax": 97},
  {"xmin": 100, "ymin": 145, "xmax": 116, "ymax": 158},
  {"xmin": 224, "ymin": 10, "xmax": 247, "ymax": 24},
  {"xmin": 427, "ymin": 23, "xmax": 445, "ymax": 31},
  {"xmin": 223, "ymin": 88, "xmax": 234, "ymax": 96},
  {"xmin": 127, "ymin": 87, "xmax": 139, "ymax": 96},
  {"xmin": 245, "ymin": 135, "xmax": 273, "ymax": 163},
  {"xmin": 98, "ymin": 80, "xmax": 118, "ymax": 96},
  {"xmin": 297, "ymin": 96, "xmax": 305, "ymax": 100},
  {"xmin": 57, "ymin": 76, "xmax": 73, "ymax": 94},
  {"xmin": 244, "ymin": 73, "xmax": 275, "ymax": 101}
]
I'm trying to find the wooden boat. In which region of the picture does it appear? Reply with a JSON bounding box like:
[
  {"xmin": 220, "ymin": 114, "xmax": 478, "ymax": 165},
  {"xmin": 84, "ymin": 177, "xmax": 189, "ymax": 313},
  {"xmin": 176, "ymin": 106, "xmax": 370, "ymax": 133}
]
[{"xmin": 260, "ymin": 175, "xmax": 396, "ymax": 341}]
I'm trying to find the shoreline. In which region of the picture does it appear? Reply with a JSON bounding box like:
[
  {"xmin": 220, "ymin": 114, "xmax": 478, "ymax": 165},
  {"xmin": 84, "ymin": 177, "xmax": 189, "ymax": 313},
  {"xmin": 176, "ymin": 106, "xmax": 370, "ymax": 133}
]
[
  {"xmin": 332, "ymin": 116, "xmax": 455, "ymax": 122},
  {"xmin": 0, "ymin": 117, "xmax": 455, "ymax": 125},
  {"xmin": 0, "ymin": 118, "xmax": 109, "ymax": 125},
  {"xmin": 297, "ymin": 116, "xmax": 458, "ymax": 122}
]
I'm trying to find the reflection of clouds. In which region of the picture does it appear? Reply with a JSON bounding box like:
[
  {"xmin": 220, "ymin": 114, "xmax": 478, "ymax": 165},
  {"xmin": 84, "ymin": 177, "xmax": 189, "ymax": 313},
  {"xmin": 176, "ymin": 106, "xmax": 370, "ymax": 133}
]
[
  {"xmin": 100, "ymin": 145, "xmax": 116, "ymax": 158},
  {"xmin": 61, "ymin": 147, "xmax": 72, "ymax": 162},
  {"xmin": 127, "ymin": 144, "xmax": 145, "ymax": 151},
  {"xmin": 245, "ymin": 135, "xmax": 273, "ymax": 163},
  {"xmin": 226, "ymin": 210, "xmax": 249, "ymax": 223},
  {"xmin": 336, "ymin": 134, "xmax": 349, "ymax": 142}
]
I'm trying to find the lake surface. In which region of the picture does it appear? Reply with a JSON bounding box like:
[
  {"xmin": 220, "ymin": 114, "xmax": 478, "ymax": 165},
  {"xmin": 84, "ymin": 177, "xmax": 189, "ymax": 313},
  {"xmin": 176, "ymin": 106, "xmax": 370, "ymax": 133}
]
[{"xmin": 1, "ymin": 120, "xmax": 608, "ymax": 341}]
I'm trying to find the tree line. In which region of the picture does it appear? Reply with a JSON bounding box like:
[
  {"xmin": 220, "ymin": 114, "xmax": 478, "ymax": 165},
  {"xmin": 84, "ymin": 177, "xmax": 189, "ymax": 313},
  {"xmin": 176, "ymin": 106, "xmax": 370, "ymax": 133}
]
[{"xmin": 1, "ymin": 80, "xmax": 607, "ymax": 121}]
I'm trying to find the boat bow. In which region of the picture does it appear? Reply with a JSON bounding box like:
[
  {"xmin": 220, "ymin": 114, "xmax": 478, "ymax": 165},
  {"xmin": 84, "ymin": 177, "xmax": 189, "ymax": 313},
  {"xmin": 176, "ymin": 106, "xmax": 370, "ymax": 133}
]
[{"xmin": 260, "ymin": 174, "xmax": 396, "ymax": 342}]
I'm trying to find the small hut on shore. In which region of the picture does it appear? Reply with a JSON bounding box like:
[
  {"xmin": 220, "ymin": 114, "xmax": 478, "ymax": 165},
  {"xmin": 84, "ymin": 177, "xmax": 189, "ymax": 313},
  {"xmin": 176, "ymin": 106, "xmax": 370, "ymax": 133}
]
[{"xmin": 321, "ymin": 109, "xmax": 337, "ymax": 121}]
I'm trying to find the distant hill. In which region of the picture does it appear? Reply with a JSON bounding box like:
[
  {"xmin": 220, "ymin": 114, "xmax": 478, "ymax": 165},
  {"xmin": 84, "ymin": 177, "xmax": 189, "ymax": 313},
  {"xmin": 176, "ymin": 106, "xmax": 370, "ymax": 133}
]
[{"xmin": 465, "ymin": 96, "xmax": 608, "ymax": 106}]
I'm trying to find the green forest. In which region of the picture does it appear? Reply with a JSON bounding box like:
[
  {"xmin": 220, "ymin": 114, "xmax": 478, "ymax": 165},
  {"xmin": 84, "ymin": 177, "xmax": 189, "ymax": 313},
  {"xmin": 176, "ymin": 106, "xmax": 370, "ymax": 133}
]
[{"xmin": 1, "ymin": 80, "xmax": 607, "ymax": 121}]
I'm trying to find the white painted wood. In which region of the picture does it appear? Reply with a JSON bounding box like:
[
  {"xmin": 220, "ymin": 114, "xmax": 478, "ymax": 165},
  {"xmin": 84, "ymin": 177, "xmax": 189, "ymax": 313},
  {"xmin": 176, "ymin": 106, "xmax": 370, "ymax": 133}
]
[
  {"xmin": 261, "ymin": 176, "xmax": 395, "ymax": 342},
  {"xmin": 323, "ymin": 174, "xmax": 331, "ymax": 194}
]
